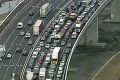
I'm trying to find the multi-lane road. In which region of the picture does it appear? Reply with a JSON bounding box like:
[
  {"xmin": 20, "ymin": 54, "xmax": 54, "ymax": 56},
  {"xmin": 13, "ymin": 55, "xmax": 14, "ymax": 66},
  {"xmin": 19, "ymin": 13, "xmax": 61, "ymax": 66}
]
[
  {"xmin": 0, "ymin": 0, "xmax": 70, "ymax": 80},
  {"xmin": 0, "ymin": 0, "xmax": 113, "ymax": 80}
]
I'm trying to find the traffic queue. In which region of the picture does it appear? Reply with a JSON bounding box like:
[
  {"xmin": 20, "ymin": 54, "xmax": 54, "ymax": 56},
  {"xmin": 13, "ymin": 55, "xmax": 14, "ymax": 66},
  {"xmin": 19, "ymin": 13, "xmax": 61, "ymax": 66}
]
[{"xmin": 26, "ymin": 0, "xmax": 98, "ymax": 80}]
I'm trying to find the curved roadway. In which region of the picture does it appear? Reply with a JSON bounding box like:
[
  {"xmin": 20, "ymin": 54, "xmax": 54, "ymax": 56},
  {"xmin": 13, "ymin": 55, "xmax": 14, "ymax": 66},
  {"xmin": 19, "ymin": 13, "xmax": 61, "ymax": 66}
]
[{"xmin": 64, "ymin": 0, "xmax": 113, "ymax": 80}]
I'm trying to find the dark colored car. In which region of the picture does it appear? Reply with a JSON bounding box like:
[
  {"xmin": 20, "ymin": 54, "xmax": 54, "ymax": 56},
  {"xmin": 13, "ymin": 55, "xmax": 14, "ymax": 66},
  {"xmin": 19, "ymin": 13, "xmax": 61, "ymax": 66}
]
[
  {"xmin": 16, "ymin": 48, "xmax": 22, "ymax": 53},
  {"xmin": 27, "ymin": 20, "xmax": 33, "ymax": 25},
  {"xmin": 66, "ymin": 43, "xmax": 72, "ymax": 48},
  {"xmin": 22, "ymin": 51, "xmax": 28, "ymax": 56},
  {"xmin": 65, "ymin": 48, "xmax": 71, "ymax": 54},
  {"xmin": 29, "ymin": 10, "xmax": 34, "ymax": 16}
]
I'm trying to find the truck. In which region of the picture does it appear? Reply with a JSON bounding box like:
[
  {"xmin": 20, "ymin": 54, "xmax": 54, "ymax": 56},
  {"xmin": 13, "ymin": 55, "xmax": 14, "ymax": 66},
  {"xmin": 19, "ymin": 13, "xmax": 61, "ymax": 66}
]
[
  {"xmin": 33, "ymin": 20, "xmax": 44, "ymax": 35},
  {"xmin": 75, "ymin": 21, "xmax": 86, "ymax": 33},
  {"xmin": 81, "ymin": 0, "xmax": 93, "ymax": 6},
  {"xmin": 40, "ymin": 3, "xmax": 52, "ymax": 17},
  {"xmin": 39, "ymin": 68, "xmax": 46, "ymax": 80},
  {"xmin": 0, "ymin": 45, "xmax": 5, "ymax": 61},
  {"xmin": 26, "ymin": 71, "xmax": 34, "ymax": 80}
]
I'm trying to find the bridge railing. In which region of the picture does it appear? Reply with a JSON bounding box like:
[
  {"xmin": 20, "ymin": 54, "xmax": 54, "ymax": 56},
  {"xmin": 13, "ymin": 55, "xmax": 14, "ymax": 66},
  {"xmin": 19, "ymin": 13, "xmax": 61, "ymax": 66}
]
[
  {"xmin": 63, "ymin": 0, "xmax": 112, "ymax": 80},
  {"xmin": 0, "ymin": 0, "xmax": 31, "ymax": 33}
]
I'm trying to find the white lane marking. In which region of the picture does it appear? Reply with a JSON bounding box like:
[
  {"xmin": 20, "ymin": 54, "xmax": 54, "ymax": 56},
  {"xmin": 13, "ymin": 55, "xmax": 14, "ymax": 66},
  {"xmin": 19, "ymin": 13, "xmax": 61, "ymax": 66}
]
[
  {"xmin": 0, "ymin": 0, "xmax": 43, "ymax": 67},
  {"xmin": 10, "ymin": 65, "xmax": 15, "ymax": 66},
  {"xmin": 3, "ymin": 0, "xmax": 51, "ymax": 79},
  {"xmin": 13, "ymin": 31, "xmax": 34, "ymax": 73},
  {"xmin": 20, "ymin": 0, "xmax": 70, "ymax": 79},
  {"xmin": 3, "ymin": 23, "xmax": 33, "ymax": 80},
  {"xmin": 13, "ymin": 0, "xmax": 54, "ymax": 73},
  {"xmin": 0, "ymin": 12, "xmax": 29, "ymax": 40},
  {"xmin": 56, "ymin": 0, "xmax": 65, "ymax": 9},
  {"xmin": 3, "ymin": 7, "xmax": 40, "ymax": 80}
]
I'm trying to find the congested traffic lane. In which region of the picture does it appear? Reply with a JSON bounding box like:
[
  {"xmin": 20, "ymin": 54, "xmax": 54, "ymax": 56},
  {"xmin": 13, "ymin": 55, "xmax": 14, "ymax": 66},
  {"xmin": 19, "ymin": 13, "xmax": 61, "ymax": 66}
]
[
  {"xmin": 25, "ymin": 0, "xmax": 99, "ymax": 80},
  {"xmin": 0, "ymin": 0, "xmax": 54, "ymax": 80},
  {"xmin": 0, "ymin": 0, "xmax": 70, "ymax": 80},
  {"xmin": 22, "ymin": 0, "xmax": 75, "ymax": 79}
]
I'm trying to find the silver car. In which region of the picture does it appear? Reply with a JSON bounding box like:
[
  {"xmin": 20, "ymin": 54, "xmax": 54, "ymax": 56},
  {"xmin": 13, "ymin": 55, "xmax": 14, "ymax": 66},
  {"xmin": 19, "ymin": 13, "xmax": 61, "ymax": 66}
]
[{"xmin": 25, "ymin": 32, "xmax": 31, "ymax": 38}]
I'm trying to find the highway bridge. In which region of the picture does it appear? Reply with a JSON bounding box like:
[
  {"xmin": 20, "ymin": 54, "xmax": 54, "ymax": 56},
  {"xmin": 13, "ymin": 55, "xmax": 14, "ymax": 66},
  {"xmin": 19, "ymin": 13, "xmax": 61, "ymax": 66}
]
[{"xmin": 0, "ymin": 0, "xmax": 118, "ymax": 80}]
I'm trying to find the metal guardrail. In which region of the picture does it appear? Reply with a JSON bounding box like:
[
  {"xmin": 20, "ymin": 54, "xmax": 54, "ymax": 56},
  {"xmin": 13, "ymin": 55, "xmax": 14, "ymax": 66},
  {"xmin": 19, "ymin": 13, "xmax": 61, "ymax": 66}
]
[
  {"xmin": 0, "ymin": 0, "xmax": 32, "ymax": 34},
  {"xmin": 63, "ymin": 0, "xmax": 113, "ymax": 80}
]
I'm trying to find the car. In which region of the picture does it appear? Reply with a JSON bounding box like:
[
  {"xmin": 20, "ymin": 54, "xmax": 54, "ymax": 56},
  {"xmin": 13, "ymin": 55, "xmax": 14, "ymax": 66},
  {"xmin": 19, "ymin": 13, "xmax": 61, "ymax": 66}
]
[
  {"xmin": 71, "ymin": 2, "xmax": 75, "ymax": 7},
  {"xmin": 50, "ymin": 46, "xmax": 54, "ymax": 52},
  {"xmin": 62, "ymin": 54, "xmax": 67, "ymax": 61},
  {"xmin": 56, "ymin": 73, "xmax": 61, "ymax": 78},
  {"xmin": 0, "ymin": 58, "xmax": 2, "ymax": 62},
  {"xmin": 6, "ymin": 54, "xmax": 12, "ymax": 59},
  {"xmin": 64, "ymin": 32, "xmax": 70, "ymax": 39},
  {"xmin": 61, "ymin": 11, "xmax": 66, "ymax": 16},
  {"xmin": 27, "ymin": 20, "xmax": 32, "ymax": 25},
  {"xmin": 28, "ymin": 39, "xmax": 32, "ymax": 45},
  {"xmin": 66, "ymin": 20, "xmax": 72, "ymax": 26},
  {"xmin": 45, "ymin": 44, "xmax": 50, "ymax": 49},
  {"xmin": 60, "ymin": 40, "xmax": 66, "ymax": 46},
  {"xmin": 77, "ymin": 0, "xmax": 82, "ymax": 6},
  {"xmin": 66, "ymin": 43, "xmax": 72, "ymax": 48},
  {"xmin": 26, "ymin": 68, "xmax": 31, "ymax": 73},
  {"xmin": 52, "ymin": 42, "xmax": 57, "ymax": 47},
  {"xmin": 44, "ymin": 56, "xmax": 51, "ymax": 67},
  {"xmin": 58, "ymin": 14, "xmax": 62, "ymax": 19},
  {"xmin": 17, "ymin": 22, "xmax": 23, "ymax": 29},
  {"xmin": 20, "ymin": 31, "xmax": 25, "ymax": 36},
  {"xmin": 73, "ymin": 5, "xmax": 78, "ymax": 10},
  {"xmin": 16, "ymin": 48, "xmax": 22, "ymax": 53},
  {"xmin": 39, "ymin": 41, "xmax": 44, "ymax": 47},
  {"xmin": 65, "ymin": 48, "xmax": 70, "ymax": 54},
  {"xmin": 41, "ymin": 36, "xmax": 46, "ymax": 41},
  {"xmin": 47, "ymin": 27, "xmax": 53, "ymax": 33},
  {"xmin": 47, "ymin": 37, "xmax": 52, "ymax": 43},
  {"xmin": 29, "ymin": 10, "xmax": 34, "ymax": 16},
  {"xmin": 11, "ymin": 73, "xmax": 16, "ymax": 80},
  {"xmin": 36, "ymin": 46, "xmax": 41, "ymax": 51},
  {"xmin": 33, "ymin": 63, "xmax": 40, "ymax": 73},
  {"xmin": 71, "ymin": 32, "xmax": 77, "ymax": 39},
  {"xmin": 22, "ymin": 51, "xmax": 28, "ymax": 56},
  {"xmin": 60, "ymin": 61, "xmax": 65, "ymax": 67},
  {"xmin": 25, "ymin": 32, "xmax": 31, "ymax": 38},
  {"xmin": 64, "ymin": 24, "xmax": 69, "ymax": 30},
  {"xmin": 44, "ymin": 32, "xmax": 48, "ymax": 37}
]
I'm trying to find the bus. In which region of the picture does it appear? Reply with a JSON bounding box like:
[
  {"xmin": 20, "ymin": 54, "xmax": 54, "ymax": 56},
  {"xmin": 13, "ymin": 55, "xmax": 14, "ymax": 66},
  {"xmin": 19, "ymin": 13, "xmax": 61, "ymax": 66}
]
[{"xmin": 51, "ymin": 47, "xmax": 61, "ymax": 65}]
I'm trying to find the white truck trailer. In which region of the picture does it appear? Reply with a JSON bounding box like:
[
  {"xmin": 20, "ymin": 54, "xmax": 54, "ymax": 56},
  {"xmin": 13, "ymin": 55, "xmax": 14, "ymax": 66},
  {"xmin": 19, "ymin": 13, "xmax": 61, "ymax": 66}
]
[
  {"xmin": 39, "ymin": 67, "xmax": 46, "ymax": 80},
  {"xmin": 33, "ymin": 20, "xmax": 44, "ymax": 35},
  {"xmin": 40, "ymin": 3, "xmax": 52, "ymax": 17},
  {"xmin": 82, "ymin": 0, "xmax": 93, "ymax": 4},
  {"xmin": 26, "ymin": 71, "xmax": 34, "ymax": 80},
  {"xmin": 0, "ymin": 45, "xmax": 5, "ymax": 61}
]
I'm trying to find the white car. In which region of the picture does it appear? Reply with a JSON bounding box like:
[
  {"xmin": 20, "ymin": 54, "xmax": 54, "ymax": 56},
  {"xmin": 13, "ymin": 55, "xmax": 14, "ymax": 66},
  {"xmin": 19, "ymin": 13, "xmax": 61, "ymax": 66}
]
[
  {"xmin": 67, "ymin": 20, "xmax": 72, "ymax": 26},
  {"xmin": 17, "ymin": 22, "xmax": 23, "ymax": 29},
  {"xmin": 46, "ymin": 44, "xmax": 50, "ymax": 49},
  {"xmin": 61, "ymin": 11, "xmax": 66, "ymax": 16},
  {"xmin": 39, "ymin": 41, "xmax": 44, "ymax": 47},
  {"xmin": 71, "ymin": 32, "xmax": 77, "ymax": 39},
  {"xmin": 11, "ymin": 73, "xmax": 16, "ymax": 80},
  {"xmin": 6, "ymin": 54, "xmax": 12, "ymax": 59},
  {"xmin": 25, "ymin": 32, "xmax": 31, "ymax": 38}
]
